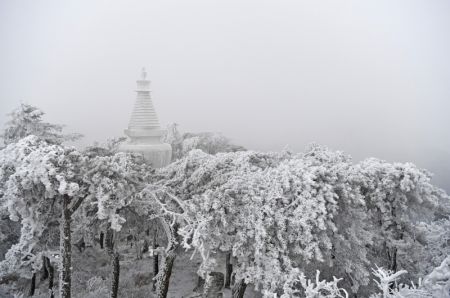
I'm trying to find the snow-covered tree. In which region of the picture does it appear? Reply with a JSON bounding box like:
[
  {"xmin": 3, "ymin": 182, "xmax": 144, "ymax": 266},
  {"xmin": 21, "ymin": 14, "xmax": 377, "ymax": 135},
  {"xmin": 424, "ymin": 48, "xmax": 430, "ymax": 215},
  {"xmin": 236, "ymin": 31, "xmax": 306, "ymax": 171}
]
[
  {"xmin": 1, "ymin": 103, "xmax": 82, "ymax": 146},
  {"xmin": 423, "ymin": 255, "xmax": 450, "ymax": 297},
  {"xmin": 414, "ymin": 219, "xmax": 450, "ymax": 274},
  {"xmin": 0, "ymin": 136, "xmax": 152, "ymax": 298},
  {"xmin": 369, "ymin": 256, "xmax": 450, "ymax": 298},
  {"xmin": 351, "ymin": 158, "xmax": 449, "ymax": 285},
  {"xmin": 0, "ymin": 103, "xmax": 83, "ymax": 295},
  {"xmin": 1, "ymin": 126, "xmax": 448, "ymax": 298},
  {"xmin": 176, "ymin": 149, "xmax": 357, "ymax": 296},
  {"xmin": 162, "ymin": 123, "xmax": 245, "ymax": 160},
  {"xmin": 141, "ymin": 149, "xmax": 286, "ymax": 297},
  {"xmin": 150, "ymin": 146, "xmax": 364, "ymax": 296},
  {"xmin": 151, "ymin": 145, "xmax": 449, "ymax": 297},
  {"xmin": 277, "ymin": 270, "xmax": 348, "ymax": 298},
  {"xmin": 82, "ymin": 151, "xmax": 151, "ymax": 298},
  {"xmin": 0, "ymin": 136, "xmax": 85, "ymax": 297}
]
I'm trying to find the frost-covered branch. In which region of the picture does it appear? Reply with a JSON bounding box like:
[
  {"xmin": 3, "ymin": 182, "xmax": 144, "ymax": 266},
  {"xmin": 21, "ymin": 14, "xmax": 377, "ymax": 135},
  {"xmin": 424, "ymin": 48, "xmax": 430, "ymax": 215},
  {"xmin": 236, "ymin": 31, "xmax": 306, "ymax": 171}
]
[
  {"xmin": 372, "ymin": 267, "xmax": 408, "ymax": 298},
  {"xmin": 68, "ymin": 196, "xmax": 85, "ymax": 216}
]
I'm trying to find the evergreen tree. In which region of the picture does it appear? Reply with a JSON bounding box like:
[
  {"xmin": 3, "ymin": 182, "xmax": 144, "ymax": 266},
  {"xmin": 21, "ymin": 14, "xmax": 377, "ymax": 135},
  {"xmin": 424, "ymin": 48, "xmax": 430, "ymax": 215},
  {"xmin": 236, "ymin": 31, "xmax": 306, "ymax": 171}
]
[{"xmin": 1, "ymin": 103, "xmax": 82, "ymax": 146}]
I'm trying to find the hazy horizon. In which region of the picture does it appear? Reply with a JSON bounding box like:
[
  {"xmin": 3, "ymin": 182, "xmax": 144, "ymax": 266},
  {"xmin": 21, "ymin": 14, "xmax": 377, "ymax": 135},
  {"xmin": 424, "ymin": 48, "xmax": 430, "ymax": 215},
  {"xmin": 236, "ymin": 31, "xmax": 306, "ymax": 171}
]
[{"xmin": 1, "ymin": 0, "xmax": 449, "ymax": 191}]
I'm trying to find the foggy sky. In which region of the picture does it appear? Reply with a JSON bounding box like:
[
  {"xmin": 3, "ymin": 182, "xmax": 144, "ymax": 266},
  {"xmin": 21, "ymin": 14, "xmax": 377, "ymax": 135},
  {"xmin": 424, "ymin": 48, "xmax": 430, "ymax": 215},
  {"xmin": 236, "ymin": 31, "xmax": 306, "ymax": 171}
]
[{"xmin": 1, "ymin": 0, "xmax": 450, "ymax": 191}]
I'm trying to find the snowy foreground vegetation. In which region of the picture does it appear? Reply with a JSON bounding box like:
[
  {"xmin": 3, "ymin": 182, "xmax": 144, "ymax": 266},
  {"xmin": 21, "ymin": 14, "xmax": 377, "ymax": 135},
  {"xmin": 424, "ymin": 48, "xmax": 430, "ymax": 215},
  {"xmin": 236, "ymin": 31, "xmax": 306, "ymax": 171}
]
[{"xmin": 0, "ymin": 104, "xmax": 450, "ymax": 298}]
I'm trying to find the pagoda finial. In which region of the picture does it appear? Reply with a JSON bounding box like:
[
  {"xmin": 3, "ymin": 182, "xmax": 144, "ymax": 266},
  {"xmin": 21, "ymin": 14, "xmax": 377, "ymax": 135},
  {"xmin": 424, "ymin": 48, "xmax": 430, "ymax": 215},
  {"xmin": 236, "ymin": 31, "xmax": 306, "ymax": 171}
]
[{"xmin": 141, "ymin": 67, "xmax": 147, "ymax": 80}]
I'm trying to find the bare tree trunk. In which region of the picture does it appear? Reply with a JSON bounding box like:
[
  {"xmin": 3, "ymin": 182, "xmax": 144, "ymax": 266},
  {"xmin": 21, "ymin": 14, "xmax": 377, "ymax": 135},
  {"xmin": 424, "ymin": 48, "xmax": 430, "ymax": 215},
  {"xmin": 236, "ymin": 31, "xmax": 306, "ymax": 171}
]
[
  {"xmin": 155, "ymin": 249, "xmax": 176, "ymax": 298},
  {"xmin": 203, "ymin": 272, "xmax": 224, "ymax": 298},
  {"xmin": 74, "ymin": 237, "xmax": 85, "ymax": 253},
  {"xmin": 47, "ymin": 257, "xmax": 55, "ymax": 298},
  {"xmin": 193, "ymin": 276, "xmax": 205, "ymax": 293},
  {"xmin": 100, "ymin": 231, "xmax": 104, "ymax": 249},
  {"xmin": 152, "ymin": 252, "xmax": 159, "ymax": 291},
  {"xmin": 152, "ymin": 227, "xmax": 159, "ymax": 291},
  {"xmin": 41, "ymin": 256, "xmax": 49, "ymax": 281},
  {"xmin": 105, "ymin": 228, "xmax": 114, "ymax": 255},
  {"xmin": 28, "ymin": 273, "xmax": 36, "ymax": 296},
  {"xmin": 41, "ymin": 255, "xmax": 54, "ymax": 297},
  {"xmin": 110, "ymin": 252, "xmax": 120, "ymax": 298},
  {"xmin": 389, "ymin": 247, "xmax": 398, "ymax": 272},
  {"xmin": 154, "ymin": 219, "xmax": 178, "ymax": 298},
  {"xmin": 142, "ymin": 239, "xmax": 149, "ymax": 254},
  {"xmin": 135, "ymin": 239, "xmax": 143, "ymax": 260},
  {"xmin": 224, "ymin": 253, "xmax": 232, "ymax": 288},
  {"xmin": 60, "ymin": 195, "xmax": 72, "ymax": 298},
  {"xmin": 386, "ymin": 246, "xmax": 398, "ymax": 293},
  {"xmin": 232, "ymin": 279, "xmax": 246, "ymax": 298},
  {"xmin": 104, "ymin": 226, "xmax": 121, "ymax": 298},
  {"xmin": 56, "ymin": 195, "xmax": 85, "ymax": 298}
]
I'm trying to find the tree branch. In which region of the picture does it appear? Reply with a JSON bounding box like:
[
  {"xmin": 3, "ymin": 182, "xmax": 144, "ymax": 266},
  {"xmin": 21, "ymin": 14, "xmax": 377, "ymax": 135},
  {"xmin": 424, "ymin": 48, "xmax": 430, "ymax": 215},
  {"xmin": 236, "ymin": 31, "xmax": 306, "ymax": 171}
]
[
  {"xmin": 68, "ymin": 196, "xmax": 85, "ymax": 216},
  {"xmin": 158, "ymin": 217, "xmax": 178, "ymax": 252}
]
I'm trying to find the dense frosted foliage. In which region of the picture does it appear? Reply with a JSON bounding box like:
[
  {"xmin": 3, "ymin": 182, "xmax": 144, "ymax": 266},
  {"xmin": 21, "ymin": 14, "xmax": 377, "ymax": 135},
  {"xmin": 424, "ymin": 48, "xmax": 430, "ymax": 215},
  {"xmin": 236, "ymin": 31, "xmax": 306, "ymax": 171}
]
[
  {"xmin": 162, "ymin": 123, "xmax": 245, "ymax": 160},
  {"xmin": 0, "ymin": 107, "xmax": 449, "ymax": 297},
  {"xmin": 151, "ymin": 145, "xmax": 449, "ymax": 297},
  {"xmin": 0, "ymin": 136, "xmax": 84, "ymax": 277},
  {"xmin": 82, "ymin": 152, "xmax": 151, "ymax": 230},
  {"xmin": 351, "ymin": 159, "xmax": 450, "ymax": 281},
  {"xmin": 424, "ymin": 256, "xmax": 450, "ymax": 297},
  {"xmin": 0, "ymin": 135, "xmax": 152, "ymax": 297},
  {"xmin": 369, "ymin": 256, "xmax": 450, "ymax": 297}
]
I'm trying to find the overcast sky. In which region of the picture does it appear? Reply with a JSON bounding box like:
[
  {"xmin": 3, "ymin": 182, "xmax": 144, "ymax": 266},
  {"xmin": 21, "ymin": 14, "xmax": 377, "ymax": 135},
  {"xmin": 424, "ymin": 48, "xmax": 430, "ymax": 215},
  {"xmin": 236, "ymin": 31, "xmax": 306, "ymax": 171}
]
[{"xmin": 1, "ymin": 0, "xmax": 450, "ymax": 190}]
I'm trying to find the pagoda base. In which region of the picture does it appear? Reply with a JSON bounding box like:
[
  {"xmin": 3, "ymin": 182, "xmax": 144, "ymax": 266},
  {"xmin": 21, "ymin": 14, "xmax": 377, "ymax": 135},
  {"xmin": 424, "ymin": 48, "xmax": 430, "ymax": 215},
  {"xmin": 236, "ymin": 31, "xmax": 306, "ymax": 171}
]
[{"xmin": 119, "ymin": 143, "xmax": 172, "ymax": 168}]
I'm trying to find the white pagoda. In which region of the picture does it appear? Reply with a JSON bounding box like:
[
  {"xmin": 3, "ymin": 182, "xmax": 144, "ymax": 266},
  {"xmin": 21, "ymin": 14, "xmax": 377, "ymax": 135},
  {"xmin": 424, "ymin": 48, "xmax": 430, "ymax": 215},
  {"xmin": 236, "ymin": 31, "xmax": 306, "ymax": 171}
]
[{"xmin": 119, "ymin": 68, "xmax": 172, "ymax": 168}]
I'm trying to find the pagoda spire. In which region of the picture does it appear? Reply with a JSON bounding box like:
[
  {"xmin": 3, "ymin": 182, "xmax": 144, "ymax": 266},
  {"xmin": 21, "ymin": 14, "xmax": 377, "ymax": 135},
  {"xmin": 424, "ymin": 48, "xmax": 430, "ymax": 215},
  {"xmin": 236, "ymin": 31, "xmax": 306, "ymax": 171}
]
[
  {"xmin": 127, "ymin": 67, "xmax": 160, "ymax": 130},
  {"xmin": 120, "ymin": 68, "xmax": 172, "ymax": 168}
]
